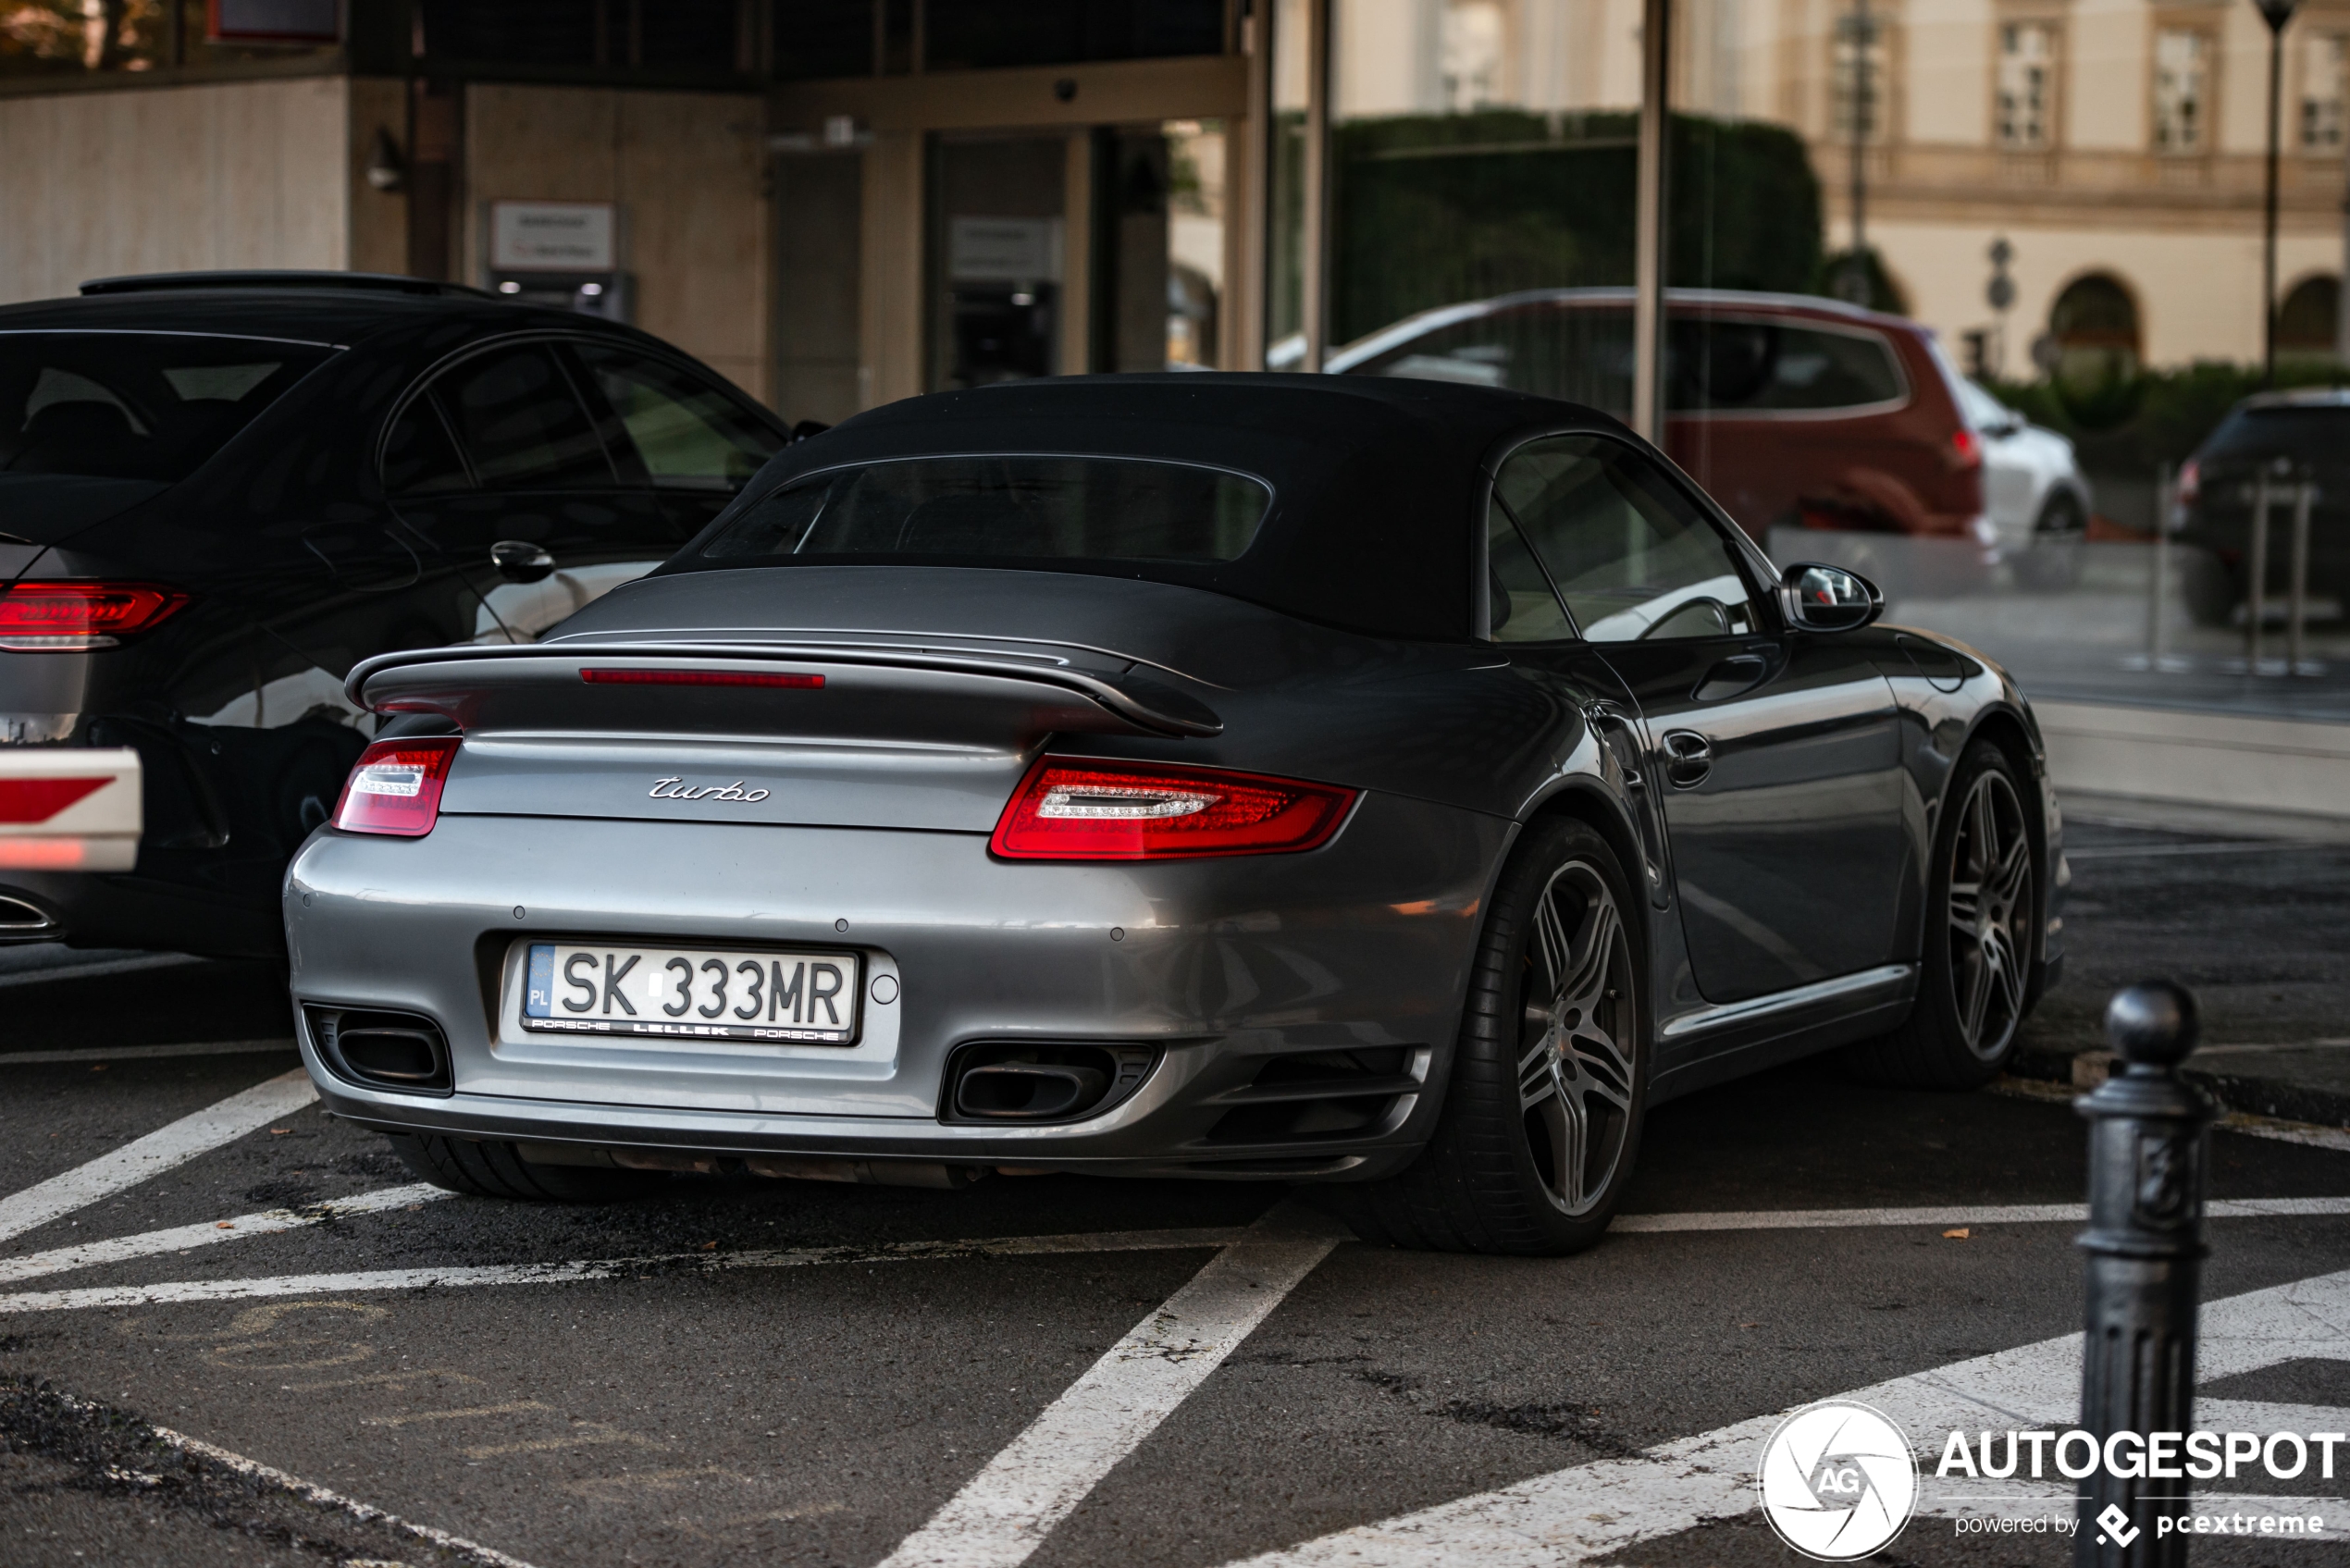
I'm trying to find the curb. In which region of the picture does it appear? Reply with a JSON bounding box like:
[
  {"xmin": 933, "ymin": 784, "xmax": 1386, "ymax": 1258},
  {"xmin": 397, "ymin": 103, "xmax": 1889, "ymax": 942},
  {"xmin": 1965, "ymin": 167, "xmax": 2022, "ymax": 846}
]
[{"xmin": 2010, "ymin": 1043, "xmax": 2350, "ymax": 1131}]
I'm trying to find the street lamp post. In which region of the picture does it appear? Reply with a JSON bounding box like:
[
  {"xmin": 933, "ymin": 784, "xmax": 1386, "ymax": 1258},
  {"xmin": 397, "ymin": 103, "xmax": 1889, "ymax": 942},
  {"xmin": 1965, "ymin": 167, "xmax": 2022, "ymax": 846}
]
[{"xmin": 2255, "ymin": 0, "xmax": 2305, "ymax": 386}]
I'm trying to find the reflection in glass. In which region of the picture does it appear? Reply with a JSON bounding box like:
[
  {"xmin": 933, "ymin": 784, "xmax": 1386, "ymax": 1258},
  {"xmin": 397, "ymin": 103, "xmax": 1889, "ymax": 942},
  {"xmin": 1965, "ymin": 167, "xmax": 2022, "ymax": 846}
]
[{"xmin": 1493, "ymin": 433, "xmax": 1758, "ymax": 642}]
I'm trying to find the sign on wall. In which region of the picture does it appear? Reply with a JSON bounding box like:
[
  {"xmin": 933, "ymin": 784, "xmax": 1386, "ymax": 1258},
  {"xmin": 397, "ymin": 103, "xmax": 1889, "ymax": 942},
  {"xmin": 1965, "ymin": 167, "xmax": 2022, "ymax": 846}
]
[
  {"xmin": 207, "ymin": 0, "xmax": 340, "ymax": 43},
  {"xmin": 948, "ymin": 218, "xmax": 1065, "ymax": 283},
  {"xmin": 489, "ymin": 203, "xmax": 619, "ymax": 273}
]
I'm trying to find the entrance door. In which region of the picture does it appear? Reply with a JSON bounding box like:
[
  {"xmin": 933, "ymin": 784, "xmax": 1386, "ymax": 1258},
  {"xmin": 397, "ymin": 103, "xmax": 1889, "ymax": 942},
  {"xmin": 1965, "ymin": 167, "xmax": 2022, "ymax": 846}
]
[
  {"xmin": 922, "ymin": 121, "xmax": 1231, "ymax": 390},
  {"xmin": 932, "ymin": 136, "xmax": 1070, "ymax": 388},
  {"xmin": 771, "ymin": 44, "xmax": 1251, "ymax": 406}
]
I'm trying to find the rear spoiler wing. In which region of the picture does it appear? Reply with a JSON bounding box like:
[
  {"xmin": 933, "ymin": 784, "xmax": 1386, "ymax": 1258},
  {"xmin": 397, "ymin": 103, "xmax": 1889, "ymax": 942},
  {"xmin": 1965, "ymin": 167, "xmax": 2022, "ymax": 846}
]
[
  {"xmin": 0, "ymin": 747, "xmax": 142, "ymax": 871},
  {"xmin": 346, "ymin": 640, "xmax": 1224, "ymax": 740}
]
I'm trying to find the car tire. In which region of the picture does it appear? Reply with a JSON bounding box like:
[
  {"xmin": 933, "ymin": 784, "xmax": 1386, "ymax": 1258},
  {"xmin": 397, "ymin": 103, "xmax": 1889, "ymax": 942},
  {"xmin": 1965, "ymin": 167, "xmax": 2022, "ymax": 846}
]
[
  {"xmin": 1318, "ymin": 818, "xmax": 1647, "ymax": 1256},
  {"xmin": 386, "ymin": 1133, "xmax": 670, "ymax": 1203},
  {"xmin": 1842, "ymin": 741, "xmax": 2038, "ymax": 1090},
  {"xmin": 2012, "ymin": 497, "xmax": 2084, "ymax": 592},
  {"xmin": 2183, "ymin": 549, "xmax": 2242, "ymax": 627}
]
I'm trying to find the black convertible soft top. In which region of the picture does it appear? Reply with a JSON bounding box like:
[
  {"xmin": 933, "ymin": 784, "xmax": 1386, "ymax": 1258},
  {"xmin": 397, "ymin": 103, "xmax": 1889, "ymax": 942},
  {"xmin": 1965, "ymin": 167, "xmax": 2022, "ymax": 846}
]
[{"xmin": 663, "ymin": 373, "xmax": 1612, "ymax": 641}]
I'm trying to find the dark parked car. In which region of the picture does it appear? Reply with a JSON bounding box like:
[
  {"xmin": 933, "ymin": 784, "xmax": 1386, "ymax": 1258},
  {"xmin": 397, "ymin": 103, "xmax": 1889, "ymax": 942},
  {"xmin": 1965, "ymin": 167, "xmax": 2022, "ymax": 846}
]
[
  {"xmin": 2176, "ymin": 389, "xmax": 2350, "ymax": 626},
  {"xmin": 286, "ymin": 376, "xmax": 2064, "ymax": 1254},
  {"xmin": 0, "ymin": 271, "xmax": 787, "ymax": 956}
]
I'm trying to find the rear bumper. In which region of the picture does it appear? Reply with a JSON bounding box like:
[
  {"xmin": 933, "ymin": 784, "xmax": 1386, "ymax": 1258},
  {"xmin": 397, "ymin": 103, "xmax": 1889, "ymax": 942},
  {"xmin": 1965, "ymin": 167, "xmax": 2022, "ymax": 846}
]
[{"xmin": 284, "ymin": 796, "xmax": 1511, "ymax": 1180}]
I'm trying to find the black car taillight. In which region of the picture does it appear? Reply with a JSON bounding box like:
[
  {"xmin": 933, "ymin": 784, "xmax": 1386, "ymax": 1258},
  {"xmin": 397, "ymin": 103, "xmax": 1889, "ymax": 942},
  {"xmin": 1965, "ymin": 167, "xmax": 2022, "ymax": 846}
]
[{"xmin": 0, "ymin": 582, "xmax": 188, "ymax": 651}]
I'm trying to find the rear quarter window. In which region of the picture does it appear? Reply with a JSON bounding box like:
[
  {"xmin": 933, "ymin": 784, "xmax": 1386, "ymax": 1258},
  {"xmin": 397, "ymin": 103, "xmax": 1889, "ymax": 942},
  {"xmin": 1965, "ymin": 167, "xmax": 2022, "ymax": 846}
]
[
  {"xmin": 1670, "ymin": 319, "xmax": 1906, "ymax": 414},
  {"xmin": 0, "ymin": 331, "xmax": 332, "ymax": 482}
]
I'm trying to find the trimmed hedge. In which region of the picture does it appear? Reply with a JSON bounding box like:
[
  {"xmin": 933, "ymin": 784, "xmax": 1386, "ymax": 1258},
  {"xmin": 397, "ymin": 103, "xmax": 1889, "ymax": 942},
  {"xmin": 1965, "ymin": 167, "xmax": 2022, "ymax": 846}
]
[
  {"xmin": 1984, "ymin": 359, "xmax": 2350, "ymax": 472},
  {"xmin": 1329, "ymin": 110, "xmax": 1824, "ymax": 346}
]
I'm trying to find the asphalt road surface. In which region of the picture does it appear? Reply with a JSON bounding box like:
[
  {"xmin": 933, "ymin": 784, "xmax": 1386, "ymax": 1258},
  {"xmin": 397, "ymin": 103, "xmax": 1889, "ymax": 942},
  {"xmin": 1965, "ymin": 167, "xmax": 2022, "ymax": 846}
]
[{"xmin": 4, "ymin": 811, "xmax": 2347, "ymax": 1568}]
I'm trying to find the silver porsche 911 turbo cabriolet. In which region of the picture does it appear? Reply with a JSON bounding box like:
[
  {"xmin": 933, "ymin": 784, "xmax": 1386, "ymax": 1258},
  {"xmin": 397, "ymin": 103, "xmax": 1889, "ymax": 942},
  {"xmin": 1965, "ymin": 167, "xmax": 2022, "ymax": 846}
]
[{"xmin": 285, "ymin": 375, "xmax": 2063, "ymax": 1255}]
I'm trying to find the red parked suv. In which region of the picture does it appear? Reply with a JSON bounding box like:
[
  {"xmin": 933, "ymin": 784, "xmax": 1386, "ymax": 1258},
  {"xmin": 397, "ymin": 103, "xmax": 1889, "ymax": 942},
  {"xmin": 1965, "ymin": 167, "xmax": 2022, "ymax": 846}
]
[{"xmin": 1322, "ymin": 288, "xmax": 1991, "ymax": 566}]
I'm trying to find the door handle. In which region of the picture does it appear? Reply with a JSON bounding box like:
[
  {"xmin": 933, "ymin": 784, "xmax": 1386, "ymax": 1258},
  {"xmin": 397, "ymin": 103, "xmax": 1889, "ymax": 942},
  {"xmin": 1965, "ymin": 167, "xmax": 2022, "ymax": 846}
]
[
  {"xmin": 1691, "ymin": 653, "xmax": 1769, "ymax": 703},
  {"xmin": 1662, "ymin": 729, "xmax": 1713, "ymax": 789}
]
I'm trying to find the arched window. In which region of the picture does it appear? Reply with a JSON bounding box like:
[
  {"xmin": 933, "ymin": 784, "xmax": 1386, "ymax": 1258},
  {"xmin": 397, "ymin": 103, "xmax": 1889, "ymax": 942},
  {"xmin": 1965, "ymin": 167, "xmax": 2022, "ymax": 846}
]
[
  {"xmin": 2279, "ymin": 276, "xmax": 2340, "ymax": 353},
  {"xmin": 2047, "ymin": 273, "xmax": 2140, "ymax": 384}
]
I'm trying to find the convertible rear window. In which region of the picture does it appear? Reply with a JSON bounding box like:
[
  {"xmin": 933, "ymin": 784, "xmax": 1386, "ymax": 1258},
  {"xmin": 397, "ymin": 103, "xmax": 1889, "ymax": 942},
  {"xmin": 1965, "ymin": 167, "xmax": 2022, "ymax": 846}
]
[
  {"xmin": 0, "ymin": 332, "xmax": 332, "ymax": 482},
  {"xmin": 700, "ymin": 455, "xmax": 1272, "ymax": 563}
]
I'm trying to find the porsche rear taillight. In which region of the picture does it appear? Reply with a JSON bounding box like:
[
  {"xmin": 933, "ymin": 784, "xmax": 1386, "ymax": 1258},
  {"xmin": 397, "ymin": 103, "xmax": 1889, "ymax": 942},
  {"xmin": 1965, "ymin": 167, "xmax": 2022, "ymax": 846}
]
[
  {"xmin": 990, "ymin": 758, "xmax": 1356, "ymax": 860},
  {"xmin": 333, "ymin": 738, "xmax": 460, "ymax": 837},
  {"xmin": 0, "ymin": 582, "xmax": 188, "ymax": 650}
]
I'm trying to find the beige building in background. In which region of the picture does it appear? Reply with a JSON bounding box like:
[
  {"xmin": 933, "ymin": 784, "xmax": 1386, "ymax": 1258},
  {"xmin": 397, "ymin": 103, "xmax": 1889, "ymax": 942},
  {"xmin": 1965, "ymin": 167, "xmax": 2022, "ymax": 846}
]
[{"xmin": 1344, "ymin": 0, "xmax": 2348, "ymax": 370}]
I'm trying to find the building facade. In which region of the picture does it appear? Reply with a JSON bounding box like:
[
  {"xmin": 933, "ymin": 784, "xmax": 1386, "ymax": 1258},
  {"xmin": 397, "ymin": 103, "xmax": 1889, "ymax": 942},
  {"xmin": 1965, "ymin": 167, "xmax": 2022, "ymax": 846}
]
[{"xmin": 0, "ymin": 0, "xmax": 2336, "ymax": 430}]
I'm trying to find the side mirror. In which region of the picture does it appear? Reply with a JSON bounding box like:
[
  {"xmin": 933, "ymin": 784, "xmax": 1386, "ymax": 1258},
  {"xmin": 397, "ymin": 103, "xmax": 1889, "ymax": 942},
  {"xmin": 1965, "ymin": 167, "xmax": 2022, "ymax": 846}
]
[
  {"xmin": 490, "ymin": 538, "xmax": 557, "ymax": 585},
  {"xmin": 1779, "ymin": 562, "xmax": 1883, "ymax": 633}
]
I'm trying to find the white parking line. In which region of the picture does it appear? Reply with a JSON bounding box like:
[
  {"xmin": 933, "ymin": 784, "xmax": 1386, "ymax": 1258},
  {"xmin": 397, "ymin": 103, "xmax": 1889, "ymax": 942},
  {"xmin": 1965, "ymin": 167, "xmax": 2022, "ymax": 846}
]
[
  {"xmin": 0, "ymin": 1183, "xmax": 451, "ymax": 1286},
  {"xmin": 0, "ymin": 1068, "xmax": 316, "ymax": 1246},
  {"xmin": 1611, "ymin": 1194, "xmax": 2350, "ymax": 1232},
  {"xmin": 1219, "ymin": 1266, "xmax": 2350, "ymax": 1566},
  {"xmin": 879, "ymin": 1204, "xmax": 1344, "ymax": 1568},
  {"xmin": 0, "ymin": 1039, "xmax": 297, "ymax": 1066},
  {"xmin": 0, "ymin": 1225, "xmax": 1253, "ymax": 1315}
]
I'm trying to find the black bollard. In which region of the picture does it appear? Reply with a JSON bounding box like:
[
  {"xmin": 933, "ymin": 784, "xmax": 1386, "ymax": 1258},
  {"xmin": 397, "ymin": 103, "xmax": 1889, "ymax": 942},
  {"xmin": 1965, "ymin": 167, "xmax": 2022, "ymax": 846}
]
[{"xmin": 2075, "ymin": 982, "xmax": 2211, "ymax": 1568}]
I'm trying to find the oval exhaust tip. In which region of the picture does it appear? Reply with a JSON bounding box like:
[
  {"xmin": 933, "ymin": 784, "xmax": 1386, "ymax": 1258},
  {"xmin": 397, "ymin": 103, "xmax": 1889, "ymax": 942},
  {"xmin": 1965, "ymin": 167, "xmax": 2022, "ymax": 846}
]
[{"xmin": 953, "ymin": 1062, "xmax": 1110, "ymax": 1121}]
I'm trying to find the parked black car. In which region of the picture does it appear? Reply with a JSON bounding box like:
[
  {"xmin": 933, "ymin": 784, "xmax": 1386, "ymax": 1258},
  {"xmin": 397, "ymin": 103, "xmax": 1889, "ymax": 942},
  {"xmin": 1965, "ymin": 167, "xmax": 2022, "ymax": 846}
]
[
  {"xmin": 2176, "ymin": 389, "xmax": 2350, "ymax": 626},
  {"xmin": 0, "ymin": 271, "xmax": 788, "ymax": 957}
]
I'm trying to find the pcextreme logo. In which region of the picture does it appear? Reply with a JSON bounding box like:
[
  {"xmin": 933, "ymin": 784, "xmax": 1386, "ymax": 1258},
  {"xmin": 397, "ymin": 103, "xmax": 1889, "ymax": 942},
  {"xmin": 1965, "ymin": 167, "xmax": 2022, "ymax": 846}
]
[{"xmin": 1757, "ymin": 1401, "xmax": 1921, "ymax": 1561}]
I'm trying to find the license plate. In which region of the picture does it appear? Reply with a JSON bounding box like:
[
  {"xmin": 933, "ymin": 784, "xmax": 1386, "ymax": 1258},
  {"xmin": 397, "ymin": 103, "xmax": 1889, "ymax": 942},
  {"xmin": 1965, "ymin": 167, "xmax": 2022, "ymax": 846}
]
[{"xmin": 519, "ymin": 942, "xmax": 860, "ymax": 1043}]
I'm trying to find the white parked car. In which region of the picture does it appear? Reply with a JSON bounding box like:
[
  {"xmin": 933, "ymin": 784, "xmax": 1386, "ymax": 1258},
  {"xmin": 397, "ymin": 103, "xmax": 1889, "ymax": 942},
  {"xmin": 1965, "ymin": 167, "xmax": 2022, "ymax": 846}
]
[{"xmin": 1948, "ymin": 372, "xmax": 2094, "ymax": 590}]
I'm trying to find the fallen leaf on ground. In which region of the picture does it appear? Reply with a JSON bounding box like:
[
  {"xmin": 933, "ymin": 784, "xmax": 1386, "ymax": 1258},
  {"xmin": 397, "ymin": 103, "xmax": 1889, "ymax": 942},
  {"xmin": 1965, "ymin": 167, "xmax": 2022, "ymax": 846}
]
[{"xmin": 1943, "ymin": 1228, "xmax": 1972, "ymax": 1240}]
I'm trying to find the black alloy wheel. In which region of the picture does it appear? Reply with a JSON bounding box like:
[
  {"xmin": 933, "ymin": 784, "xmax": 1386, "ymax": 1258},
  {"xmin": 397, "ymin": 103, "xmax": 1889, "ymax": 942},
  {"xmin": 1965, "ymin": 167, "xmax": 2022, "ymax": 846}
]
[
  {"xmin": 1516, "ymin": 858, "xmax": 1640, "ymax": 1217},
  {"xmin": 1844, "ymin": 741, "xmax": 2038, "ymax": 1088},
  {"xmin": 1323, "ymin": 818, "xmax": 1647, "ymax": 1255},
  {"xmin": 1945, "ymin": 765, "xmax": 2035, "ymax": 1057}
]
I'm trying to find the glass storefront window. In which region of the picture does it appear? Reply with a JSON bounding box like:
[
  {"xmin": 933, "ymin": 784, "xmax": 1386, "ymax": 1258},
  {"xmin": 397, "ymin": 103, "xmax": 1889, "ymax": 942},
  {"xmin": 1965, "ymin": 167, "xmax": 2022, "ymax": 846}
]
[
  {"xmin": 1, "ymin": 0, "xmax": 340, "ymax": 78},
  {"xmin": 1654, "ymin": 0, "xmax": 2350, "ymax": 705},
  {"xmin": 1293, "ymin": 0, "xmax": 2350, "ymax": 709}
]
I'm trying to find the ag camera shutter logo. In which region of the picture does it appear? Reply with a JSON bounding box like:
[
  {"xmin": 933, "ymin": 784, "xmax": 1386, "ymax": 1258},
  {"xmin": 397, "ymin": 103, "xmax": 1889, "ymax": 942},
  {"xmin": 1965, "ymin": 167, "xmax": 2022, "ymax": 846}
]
[{"xmin": 1758, "ymin": 1401, "xmax": 1920, "ymax": 1561}]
